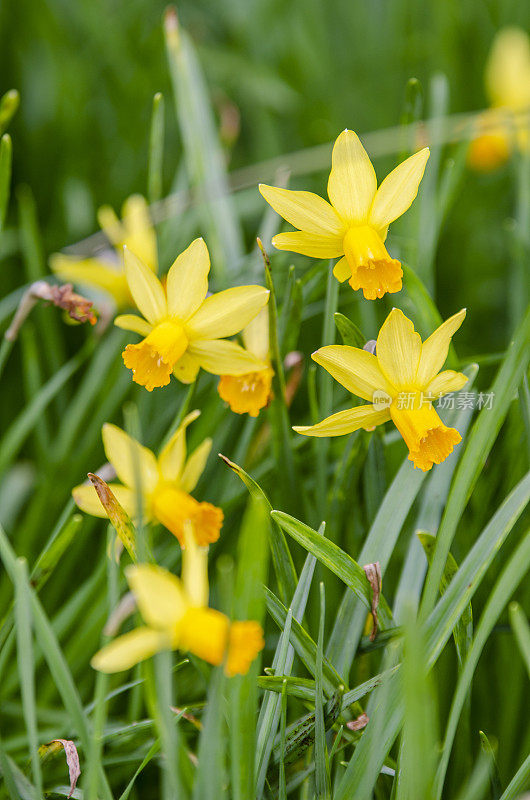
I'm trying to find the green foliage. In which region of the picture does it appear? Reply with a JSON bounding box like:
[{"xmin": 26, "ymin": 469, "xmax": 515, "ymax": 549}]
[{"xmin": 0, "ymin": 2, "xmax": 530, "ymax": 799}]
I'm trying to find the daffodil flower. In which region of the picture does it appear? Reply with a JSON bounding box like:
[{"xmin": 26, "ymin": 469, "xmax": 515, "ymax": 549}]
[
  {"xmin": 91, "ymin": 533, "xmax": 264, "ymax": 675},
  {"xmin": 73, "ymin": 411, "xmax": 223, "ymax": 547},
  {"xmin": 468, "ymin": 27, "xmax": 530, "ymax": 171},
  {"xmin": 115, "ymin": 238, "xmax": 270, "ymax": 390},
  {"xmin": 50, "ymin": 195, "xmax": 157, "ymax": 310},
  {"xmin": 259, "ymin": 130, "xmax": 429, "ymax": 300},
  {"xmin": 294, "ymin": 308, "xmax": 468, "ymax": 471},
  {"xmin": 218, "ymin": 307, "xmax": 274, "ymax": 416}
]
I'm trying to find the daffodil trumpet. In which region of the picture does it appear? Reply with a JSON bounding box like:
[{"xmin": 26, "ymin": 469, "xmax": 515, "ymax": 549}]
[
  {"xmin": 91, "ymin": 531, "xmax": 264, "ymax": 676},
  {"xmin": 116, "ymin": 238, "xmax": 270, "ymax": 390},
  {"xmin": 50, "ymin": 195, "xmax": 158, "ymax": 310},
  {"xmin": 218, "ymin": 307, "xmax": 274, "ymax": 416},
  {"xmin": 259, "ymin": 129, "xmax": 429, "ymax": 299},
  {"xmin": 72, "ymin": 411, "xmax": 223, "ymax": 547},
  {"xmin": 294, "ymin": 308, "xmax": 468, "ymax": 472}
]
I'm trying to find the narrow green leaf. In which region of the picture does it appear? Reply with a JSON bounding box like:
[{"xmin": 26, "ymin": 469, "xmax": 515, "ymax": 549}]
[
  {"xmin": 219, "ymin": 455, "xmax": 297, "ymax": 605},
  {"xmin": 148, "ymin": 92, "xmax": 165, "ymax": 204},
  {"xmin": 0, "ymin": 133, "xmax": 12, "ymax": 232},
  {"xmin": 0, "ymin": 89, "xmax": 19, "ymax": 135},
  {"xmin": 509, "ymin": 602, "xmax": 530, "ymax": 678},
  {"xmin": 422, "ymin": 308, "xmax": 530, "ymax": 616},
  {"xmin": 193, "ymin": 665, "xmax": 226, "ymax": 800},
  {"xmin": 333, "ymin": 312, "xmax": 366, "ymax": 348},
  {"xmin": 315, "ymin": 582, "xmax": 331, "ymax": 799},
  {"xmin": 479, "ymin": 731, "xmax": 502, "ymax": 800}
]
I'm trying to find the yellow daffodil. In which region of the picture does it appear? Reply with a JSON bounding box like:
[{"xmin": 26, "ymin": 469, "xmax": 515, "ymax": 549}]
[
  {"xmin": 91, "ymin": 533, "xmax": 264, "ymax": 675},
  {"xmin": 72, "ymin": 411, "xmax": 223, "ymax": 547},
  {"xmin": 218, "ymin": 307, "xmax": 274, "ymax": 416},
  {"xmin": 294, "ymin": 308, "xmax": 468, "ymax": 471},
  {"xmin": 50, "ymin": 195, "xmax": 157, "ymax": 309},
  {"xmin": 469, "ymin": 28, "xmax": 530, "ymax": 171},
  {"xmin": 259, "ymin": 130, "xmax": 429, "ymax": 300},
  {"xmin": 115, "ymin": 238, "xmax": 269, "ymax": 390}
]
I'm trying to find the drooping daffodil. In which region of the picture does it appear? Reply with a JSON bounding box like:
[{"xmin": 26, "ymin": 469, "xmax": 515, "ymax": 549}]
[
  {"xmin": 91, "ymin": 532, "xmax": 264, "ymax": 676},
  {"xmin": 73, "ymin": 411, "xmax": 223, "ymax": 547},
  {"xmin": 294, "ymin": 308, "xmax": 468, "ymax": 471},
  {"xmin": 50, "ymin": 195, "xmax": 157, "ymax": 310},
  {"xmin": 259, "ymin": 130, "xmax": 429, "ymax": 300},
  {"xmin": 115, "ymin": 238, "xmax": 270, "ymax": 390},
  {"xmin": 218, "ymin": 307, "xmax": 274, "ymax": 416},
  {"xmin": 468, "ymin": 27, "xmax": 530, "ymax": 171}
]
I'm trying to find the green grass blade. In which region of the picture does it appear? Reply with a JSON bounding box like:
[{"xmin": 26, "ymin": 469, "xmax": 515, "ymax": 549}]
[
  {"xmin": 148, "ymin": 92, "xmax": 165, "ymax": 205},
  {"xmin": 14, "ymin": 557, "xmax": 43, "ymax": 800},
  {"xmin": 229, "ymin": 497, "xmax": 269, "ymax": 800},
  {"xmin": 193, "ymin": 665, "xmax": 226, "ymax": 800},
  {"xmin": 509, "ymin": 602, "xmax": 530, "ymax": 678},
  {"xmin": 0, "ymin": 133, "xmax": 12, "ymax": 233},
  {"xmin": 421, "ymin": 308, "xmax": 530, "ymax": 616},
  {"xmin": 314, "ymin": 582, "xmax": 331, "ymax": 799}
]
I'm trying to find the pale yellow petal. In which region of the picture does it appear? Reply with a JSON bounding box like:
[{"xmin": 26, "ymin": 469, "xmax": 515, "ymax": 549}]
[
  {"xmin": 312, "ymin": 345, "xmax": 393, "ymax": 402},
  {"xmin": 426, "ymin": 370, "xmax": 469, "ymax": 397},
  {"xmin": 186, "ymin": 286, "xmax": 269, "ymax": 340},
  {"xmin": 166, "ymin": 238, "xmax": 210, "ymax": 321},
  {"xmin": 121, "ymin": 195, "xmax": 158, "ymax": 271},
  {"xmin": 123, "ymin": 247, "xmax": 166, "ymax": 325},
  {"xmin": 369, "ymin": 148, "xmax": 430, "ymax": 229},
  {"xmin": 376, "ymin": 309, "xmax": 422, "ymax": 388},
  {"xmin": 72, "ymin": 483, "xmax": 137, "ymax": 518},
  {"xmin": 102, "ymin": 423, "xmax": 159, "ymax": 493},
  {"xmin": 180, "ymin": 439, "xmax": 212, "ymax": 493},
  {"xmin": 242, "ymin": 307, "xmax": 269, "ymax": 361},
  {"xmin": 258, "ymin": 185, "xmax": 344, "ymax": 236},
  {"xmin": 189, "ymin": 340, "xmax": 265, "ymax": 376},
  {"xmin": 91, "ymin": 627, "xmax": 169, "ymax": 673},
  {"xmin": 173, "ymin": 352, "xmax": 201, "ymax": 384},
  {"xmin": 125, "ymin": 564, "xmax": 187, "ymax": 629},
  {"xmin": 327, "ymin": 129, "xmax": 377, "ymax": 223},
  {"xmin": 415, "ymin": 309, "xmax": 466, "ymax": 387},
  {"xmin": 157, "ymin": 409, "xmax": 201, "ymax": 483},
  {"xmin": 97, "ymin": 205, "xmax": 123, "ymax": 247},
  {"xmin": 181, "ymin": 522, "xmax": 209, "ymax": 607},
  {"xmin": 114, "ymin": 314, "xmax": 153, "ymax": 336},
  {"xmin": 485, "ymin": 28, "xmax": 530, "ymax": 108},
  {"xmin": 332, "ymin": 256, "xmax": 351, "ymax": 283},
  {"xmin": 293, "ymin": 405, "xmax": 390, "ymax": 437},
  {"xmin": 272, "ymin": 231, "xmax": 344, "ymax": 258}
]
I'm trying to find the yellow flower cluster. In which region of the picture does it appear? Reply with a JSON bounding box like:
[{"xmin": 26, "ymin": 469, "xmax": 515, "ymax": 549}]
[{"xmin": 66, "ymin": 118, "xmax": 480, "ymax": 676}]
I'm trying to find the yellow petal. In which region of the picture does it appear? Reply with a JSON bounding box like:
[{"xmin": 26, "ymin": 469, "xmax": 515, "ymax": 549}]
[
  {"xmin": 91, "ymin": 627, "xmax": 169, "ymax": 673},
  {"xmin": 258, "ymin": 185, "xmax": 345, "ymax": 236},
  {"xmin": 123, "ymin": 247, "xmax": 166, "ymax": 325},
  {"xmin": 157, "ymin": 409, "xmax": 201, "ymax": 483},
  {"xmin": 485, "ymin": 27, "xmax": 530, "ymax": 108},
  {"xmin": 427, "ymin": 370, "xmax": 468, "ymax": 397},
  {"xmin": 390, "ymin": 405, "xmax": 462, "ymax": 472},
  {"xmin": 97, "ymin": 205, "xmax": 122, "ymax": 247},
  {"xmin": 242, "ymin": 307, "xmax": 269, "ymax": 361},
  {"xmin": 166, "ymin": 238, "xmax": 210, "ymax": 321},
  {"xmin": 49, "ymin": 254, "xmax": 130, "ymax": 308},
  {"xmin": 72, "ymin": 483, "xmax": 137, "ymax": 518},
  {"xmin": 272, "ymin": 231, "xmax": 344, "ymax": 259},
  {"xmin": 327, "ymin": 130, "xmax": 377, "ymax": 224},
  {"xmin": 121, "ymin": 195, "xmax": 158, "ymax": 272},
  {"xmin": 293, "ymin": 405, "xmax": 390, "ymax": 437},
  {"xmin": 333, "ymin": 256, "xmax": 351, "ymax": 283},
  {"xmin": 181, "ymin": 522, "xmax": 209, "ymax": 607},
  {"xmin": 186, "ymin": 286, "xmax": 269, "ymax": 340},
  {"xmin": 369, "ymin": 148, "xmax": 430, "ymax": 230},
  {"xmin": 415, "ymin": 309, "xmax": 466, "ymax": 387},
  {"xmin": 312, "ymin": 346, "xmax": 392, "ymax": 401},
  {"xmin": 173, "ymin": 352, "xmax": 201, "ymax": 384},
  {"xmin": 126, "ymin": 564, "xmax": 187, "ymax": 629},
  {"xmin": 114, "ymin": 314, "xmax": 153, "ymax": 336},
  {"xmin": 376, "ymin": 309, "xmax": 422, "ymax": 388},
  {"xmin": 180, "ymin": 438, "xmax": 212, "ymax": 493},
  {"xmin": 102, "ymin": 423, "xmax": 159, "ymax": 493},
  {"xmin": 189, "ymin": 340, "xmax": 266, "ymax": 376}
]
